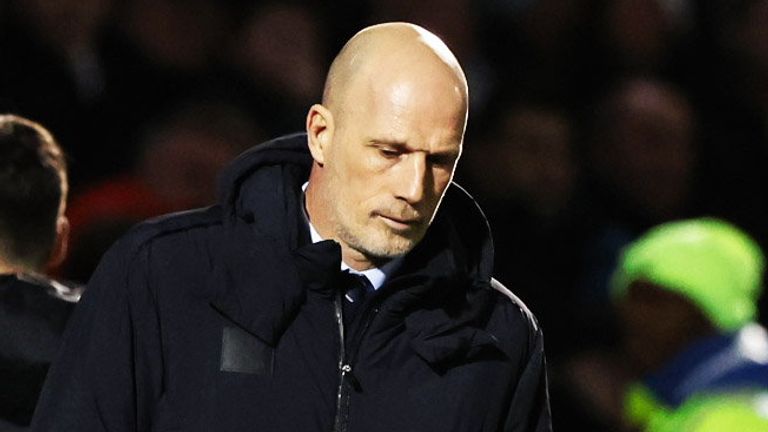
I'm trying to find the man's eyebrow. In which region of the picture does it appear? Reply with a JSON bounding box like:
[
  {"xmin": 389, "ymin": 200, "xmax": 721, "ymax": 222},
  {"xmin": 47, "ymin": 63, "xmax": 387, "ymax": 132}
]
[
  {"xmin": 429, "ymin": 149, "xmax": 461, "ymax": 163},
  {"xmin": 368, "ymin": 139, "xmax": 460, "ymax": 158},
  {"xmin": 368, "ymin": 139, "xmax": 409, "ymax": 148}
]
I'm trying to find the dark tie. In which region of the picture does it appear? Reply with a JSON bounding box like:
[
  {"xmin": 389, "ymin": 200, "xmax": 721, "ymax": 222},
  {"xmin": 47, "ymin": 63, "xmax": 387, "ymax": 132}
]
[{"xmin": 341, "ymin": 271, "xmax": 374, "ymax": 327}]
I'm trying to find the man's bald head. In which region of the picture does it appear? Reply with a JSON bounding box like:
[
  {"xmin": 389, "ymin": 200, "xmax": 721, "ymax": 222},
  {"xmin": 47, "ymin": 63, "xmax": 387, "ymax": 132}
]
[
  {"xmin": 305, "ymin": 22, "xmax": 469, "ymax": 270},
  {"xmin": 322, "ymin": 22, "xmax": 468, "ymax": 119}
]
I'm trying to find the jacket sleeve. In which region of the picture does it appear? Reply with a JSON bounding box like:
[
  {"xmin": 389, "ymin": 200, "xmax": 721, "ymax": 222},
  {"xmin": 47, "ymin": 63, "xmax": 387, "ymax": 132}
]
[
  {"xmin": 502, "ymin": 326, "xmax": 552, "ymax": 432},
  {"xmin": 490, "ymin": 279, "xmax": 553, "ymax": 432},
  {"xmin": 31, "ymin": 233, "xmax": 164, "ymax": 432}
]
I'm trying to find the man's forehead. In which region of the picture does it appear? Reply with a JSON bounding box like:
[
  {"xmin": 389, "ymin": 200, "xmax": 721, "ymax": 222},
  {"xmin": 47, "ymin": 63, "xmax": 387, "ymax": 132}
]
[{"xmin": 339, "ymin": 97, "xmax": 465, "ymax": 154}]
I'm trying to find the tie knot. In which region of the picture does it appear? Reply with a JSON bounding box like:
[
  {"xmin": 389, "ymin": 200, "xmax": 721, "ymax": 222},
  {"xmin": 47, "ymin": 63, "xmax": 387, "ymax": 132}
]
[{"xmin": 342, "ymin": 271, "xmax": 373, "ymax": 304}]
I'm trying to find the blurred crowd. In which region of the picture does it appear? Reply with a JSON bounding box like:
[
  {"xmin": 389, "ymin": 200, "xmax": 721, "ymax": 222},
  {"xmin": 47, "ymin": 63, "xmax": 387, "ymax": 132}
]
[{"xmin": 3, "ymin": 0, "xmax": 768, "ymax": 430}]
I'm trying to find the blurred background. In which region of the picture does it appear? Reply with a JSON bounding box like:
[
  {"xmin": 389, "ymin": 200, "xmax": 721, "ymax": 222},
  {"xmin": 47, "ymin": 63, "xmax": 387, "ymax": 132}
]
[{"xmin": 2, "ymin": 0, "xmax": 768, "ymax": 429}]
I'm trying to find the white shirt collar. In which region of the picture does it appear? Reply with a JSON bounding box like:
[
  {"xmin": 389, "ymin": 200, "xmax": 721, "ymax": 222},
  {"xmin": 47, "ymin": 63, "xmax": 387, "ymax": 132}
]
[{"xmin": 302, "ymin": 182, "xmax": 401, "ymax": 290}]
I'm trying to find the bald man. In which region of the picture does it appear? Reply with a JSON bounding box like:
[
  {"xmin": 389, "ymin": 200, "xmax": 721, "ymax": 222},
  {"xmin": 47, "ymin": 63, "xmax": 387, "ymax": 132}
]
[{"xmin": 32, "ymin": 23, "xmax": 551, "ymax": 432}]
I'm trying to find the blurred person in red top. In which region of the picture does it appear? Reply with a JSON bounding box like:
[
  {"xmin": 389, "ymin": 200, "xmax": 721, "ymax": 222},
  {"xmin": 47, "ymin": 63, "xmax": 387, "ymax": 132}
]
[{"xmin": 59, "ymin": 99, "xmax": 262, "ymax": 283}]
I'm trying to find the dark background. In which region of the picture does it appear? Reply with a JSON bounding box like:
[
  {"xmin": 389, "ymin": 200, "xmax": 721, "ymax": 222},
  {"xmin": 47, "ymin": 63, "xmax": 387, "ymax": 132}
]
[{"xmin": 3, "ymin": 0, "xmax": 768, "ymax": 429}]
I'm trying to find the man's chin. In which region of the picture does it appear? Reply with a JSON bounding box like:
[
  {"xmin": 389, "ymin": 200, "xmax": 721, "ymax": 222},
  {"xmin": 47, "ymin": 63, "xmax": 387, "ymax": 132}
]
[
  {"xmin": 360, "ymin": 244, "xmax": 410, "ymax": 260},
  {"xmin": 355, "ymin": 235, "xmax": 418, "ymax": 261},
  {"xmin": 339, "ymin": 223, "xmax": 426, "ymax": 264}
]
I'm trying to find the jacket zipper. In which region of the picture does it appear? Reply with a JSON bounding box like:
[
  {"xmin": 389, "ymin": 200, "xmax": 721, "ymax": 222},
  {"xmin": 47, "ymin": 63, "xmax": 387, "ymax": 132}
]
[
  {"xmin": 333, "ymin": 290, "xmax": 349, "ymax": 432},
  {"xmin": 332, "ymin": 292, "xmax": 381, "ymax": 432}
]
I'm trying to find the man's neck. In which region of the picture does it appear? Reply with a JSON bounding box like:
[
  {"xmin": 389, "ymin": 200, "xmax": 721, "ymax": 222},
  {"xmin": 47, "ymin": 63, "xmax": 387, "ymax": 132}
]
[
  {"xmin": 304, "ymin": 207, "xmax": 380, "ymax": 271},
  {"xmin": 302, "ymin": 181, "xmax": 402, "ymax": 286},
  {"xmin": 303, "ymin": 180, "xmax": 377, "ymax": 271}
]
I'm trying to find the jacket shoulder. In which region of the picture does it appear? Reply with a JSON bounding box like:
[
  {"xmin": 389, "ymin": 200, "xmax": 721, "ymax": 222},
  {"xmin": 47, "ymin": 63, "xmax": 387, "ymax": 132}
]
[
  {"xmin": 489, "ymin": 278, "xmax": 541, "ymax": 333},
  {"xmin": 485, "ymin": 278, "xmax": 544, "ymax": 359},
  {"xmin": 90, "ymin": 206, "xmax": 224, "ymax": 287},
  {"xmin": 127, "ymin": 205, "xmax": 223, "ymax": 246},
  {"xmin": 109, "ymin": 205, "xmax": 224, "ymax": 258}
]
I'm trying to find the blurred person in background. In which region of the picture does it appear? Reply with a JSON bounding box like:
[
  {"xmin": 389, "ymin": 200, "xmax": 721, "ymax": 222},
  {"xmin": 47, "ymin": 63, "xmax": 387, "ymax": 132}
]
[
  {"xmin": 694, "ymin": 0, "xmax": 768, "ymax": 256},
  {"xmin": 458, "ymin": 102, "xmax": 595, "ymax": 430},
  {"xmin": 89, "ymin": 0, "xmax": 248, "ymax": 183},
  {"xmin": 587, "ymin": 77, "xmax": 697, "ymax": 225},
  {"xmin": 457, "ymin": 102, "xmax": 586, "ymax": 358},
  {"xmin": 464, "ymin": 104, "xmax": 577, "ymax": 222},
  {"xmin": 541, "ymin": 78, "xmax": 703, "ymax": 431},
  {"xmin": 562, "ymin": 218, "xmax": 768, "ymax": 430},
  {"xmin": 476, "ymin": 0, "xmax": 593, "ymax": 114},
  {"xmin": 0, "ymin": 115, "xmax": 80, "ymax": 430},
  {"xmin": 595, "ymin": 0, "xmax": 696, "ymax": 77},
  {"xmin": 58, "ymin": 98, "xmax": 262, "ymax": 284},
  {"xmin": 577, "ymin": 76, "xmax": 699, "ymax": 337},
  {"xmin": 227, "ymin": 1, "xmax": 328, "ymax": 136},
  {"xmin": 0, "ymin": 0, "xmax": 115, "ymax": 188},
  {"xmin": 614, "ymin": 218, "xmax": 768, "ymax": 431},
  {"xmin": 117, "ymin": 0, "xmax": 233, "ymax": 74}
]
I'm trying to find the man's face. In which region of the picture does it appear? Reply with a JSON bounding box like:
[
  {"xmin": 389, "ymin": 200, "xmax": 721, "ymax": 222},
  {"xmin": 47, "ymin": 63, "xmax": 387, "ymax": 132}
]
[{"xmin": 321, "ymin": 75, "xmax": 465, "ymax": 261}]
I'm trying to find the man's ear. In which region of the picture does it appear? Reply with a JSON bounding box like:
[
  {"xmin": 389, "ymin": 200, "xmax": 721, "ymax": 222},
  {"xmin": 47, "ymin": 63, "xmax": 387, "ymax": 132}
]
[
  {"xmin": 47, "ymin": 215, "xmax": 69, "ymax": 270},
  {"xmin": 306, "ymin": 104, "xmax": 334, "ymax": 165}
]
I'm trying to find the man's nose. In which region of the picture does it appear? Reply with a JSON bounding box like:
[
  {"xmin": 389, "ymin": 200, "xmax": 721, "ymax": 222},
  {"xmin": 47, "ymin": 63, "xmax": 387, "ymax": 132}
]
[{"xmin": 396, "ymin": 154, "xmax": 428, "ymax": 204}]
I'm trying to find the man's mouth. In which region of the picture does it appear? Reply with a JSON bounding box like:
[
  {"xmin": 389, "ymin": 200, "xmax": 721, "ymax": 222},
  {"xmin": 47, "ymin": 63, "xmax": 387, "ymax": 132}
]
[{"xmin": 375, "ymin": 213, "xmax": 422, "ymax": 231}]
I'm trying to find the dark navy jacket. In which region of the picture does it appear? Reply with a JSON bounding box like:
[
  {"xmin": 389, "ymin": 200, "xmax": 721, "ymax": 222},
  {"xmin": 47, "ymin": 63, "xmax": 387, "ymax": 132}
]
[{"xmin": 32, "ymin": 134, "xmax": 552, "ymax": 432}]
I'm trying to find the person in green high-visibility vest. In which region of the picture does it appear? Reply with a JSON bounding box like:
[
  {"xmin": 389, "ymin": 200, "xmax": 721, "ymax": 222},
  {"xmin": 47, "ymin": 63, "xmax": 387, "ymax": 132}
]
[{"xmin": 611, "ymin": 217, "xmax": 768, "ymax": 431}]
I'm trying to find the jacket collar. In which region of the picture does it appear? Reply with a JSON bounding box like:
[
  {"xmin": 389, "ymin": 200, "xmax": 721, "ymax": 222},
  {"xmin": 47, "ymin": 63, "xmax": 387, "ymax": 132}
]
[
  {"xmin": 380, "ymin": 211, "xmax": 510, "ymax": 367},
  {"xmin": 209, "ymin": 133, "xmax": 502, "ymax": 362}
]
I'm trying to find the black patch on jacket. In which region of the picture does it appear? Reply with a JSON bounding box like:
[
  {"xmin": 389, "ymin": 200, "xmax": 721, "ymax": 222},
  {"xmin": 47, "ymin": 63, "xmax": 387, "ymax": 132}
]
[{"xmin": 220, "ymin": 326, "xmax": 274, "ymax": 375}]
